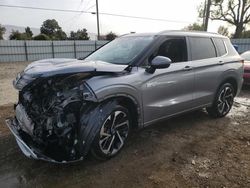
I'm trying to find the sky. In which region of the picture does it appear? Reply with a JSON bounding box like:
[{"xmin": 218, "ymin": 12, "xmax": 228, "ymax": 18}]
[{"xmin": 0, "ymin": 0, "xmax": 230, "ymax": 36}]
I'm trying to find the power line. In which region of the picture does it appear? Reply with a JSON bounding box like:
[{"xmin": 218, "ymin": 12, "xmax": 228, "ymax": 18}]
[
  {"xmin": 0, "ymin": 4, "xmax": 192, "ymax": 24},
  {"xmin": 0, "ymin": 4, "xmax": 90, "ymax": 14},
  {"xmin": 84, "ymin": 0, "xmax": 93, "ymax": 11},
  {"xmin": 96, "ymin": 12, "xmax": 191, "ymax": 23},
  {"xmin": 85, "ymin": 4, "xmax": 96, "ymax": 12}
]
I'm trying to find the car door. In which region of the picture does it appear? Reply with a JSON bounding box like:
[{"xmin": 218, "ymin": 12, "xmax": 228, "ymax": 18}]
[
  {"xmin": 188, "ymin": 37, "xmax": 226, "ymax": 107},
  {"xmin": 140, "ymin": 37, "xmax": 195, "ymax": 125}
]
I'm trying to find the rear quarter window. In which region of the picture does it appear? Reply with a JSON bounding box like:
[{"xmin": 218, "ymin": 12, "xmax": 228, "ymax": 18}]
[
  {"xmin": 213, "ymin": 38, "xmax": 227, "ymax": 56},
  {"xmin": 189, "ymin": 37, "xmax": 217, "ymax": 60}
]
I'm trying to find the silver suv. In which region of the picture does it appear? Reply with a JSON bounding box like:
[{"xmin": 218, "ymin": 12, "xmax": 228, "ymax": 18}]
[{"xmin": 6, "ymin": 31, "xmax": 243, "ymax": 163}]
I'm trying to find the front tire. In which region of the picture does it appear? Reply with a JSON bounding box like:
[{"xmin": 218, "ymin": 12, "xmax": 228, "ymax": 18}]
[
  {"xmin": 206, "ymin": 83, "xmax": 235, "ymax": 118},
  {"xmin": 90, "ymin": 104, "xmax": 131, "ymax": 160}
]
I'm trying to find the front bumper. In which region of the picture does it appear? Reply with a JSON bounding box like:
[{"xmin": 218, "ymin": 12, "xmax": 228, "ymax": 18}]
[{"xmin": 5, "ymin": 118, "xmax": 82, "ymax": 163}]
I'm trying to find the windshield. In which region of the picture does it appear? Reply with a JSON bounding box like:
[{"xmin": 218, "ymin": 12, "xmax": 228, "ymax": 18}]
[{"xmin": 84, "ymin": 36, "xmax": 154, "ymax": 65}]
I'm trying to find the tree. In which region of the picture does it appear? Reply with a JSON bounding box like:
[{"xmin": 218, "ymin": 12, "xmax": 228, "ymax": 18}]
[
  {"xmin": 9, "ymin": 29, "xmax": 33, "ymax": 40},
  {"xmin": 183, "ymin": 23, "xmax": 204, "ymax": 31},
  {"xmin": 105, "ymin": 31, "xmax": 117, "ymax": 41},
  {"xmin": 25, "ymin": 27, "xmax": 33, "ymax": 38},
  {"xmin": 9, "ymin": 30, "xmax": 22, "ymax": 40},
  {"xmin": 241, "ymin": 30, "xmax": 250, "ymax": 38},
  {"xmin": 40, "ymin": 19, "xmax": 67, "ymax": 40},
  {"xmin": 199, "ymin": 0, "xmax": 250, "ymax": 38},
  {"xmin": 69, "ymin": 31, "xmax": 76, "ymax": 40},
  {"xmin": 40, "ymin": 19, "xmax": 61, "ymax": 37},
  {"xmin": 217, "ymin": 26, "xmax": 229, "ymax": 36},
  {"xmin": 68, "ymin": 29, "xmax": 89, "ymax": 40},
  {"xmin": 33, "ymin": 34, "xmax": 50, "ymax": 40},
  {"xmin": 53, "ymin": 30, "xmax": 67, "ymax": 40},
  {"xmin": 0, "ymin": 24, "xmax": 6, "ymax": 40}
]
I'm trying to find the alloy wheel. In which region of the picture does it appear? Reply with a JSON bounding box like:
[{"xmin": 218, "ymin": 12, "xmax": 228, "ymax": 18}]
[
  {"xmin": 217, "ymin": 86, "xmax": 234, "ymax": 115},
  {"xmin": 99, "ymin": 110, "xmax": 129, "ymax": 155}
]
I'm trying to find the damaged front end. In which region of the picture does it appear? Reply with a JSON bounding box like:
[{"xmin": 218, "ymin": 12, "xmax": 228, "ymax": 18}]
[
  {"xmin": 5, "ymin": 59, "xmax": 129, "ymax": 163},
  {"xmin": 6, "ymin": 72, "xmax": 97, "ymax": 163}
]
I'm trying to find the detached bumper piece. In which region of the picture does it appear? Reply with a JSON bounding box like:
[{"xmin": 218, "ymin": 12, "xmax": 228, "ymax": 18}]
[{"xmin": 5, "ymin": 118, "xmax": 82, "ymax": 163}]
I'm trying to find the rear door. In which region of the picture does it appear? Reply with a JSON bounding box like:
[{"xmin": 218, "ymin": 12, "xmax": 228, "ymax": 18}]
[{"xmin": 188, "ymin": 37, "xmax": 227, "ymax": 107}]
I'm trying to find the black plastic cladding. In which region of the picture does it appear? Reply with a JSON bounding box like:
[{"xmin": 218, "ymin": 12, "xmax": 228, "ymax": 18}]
[{"xmin": 78, "ymin": 100, "xmax": 119, "ymax": 157}]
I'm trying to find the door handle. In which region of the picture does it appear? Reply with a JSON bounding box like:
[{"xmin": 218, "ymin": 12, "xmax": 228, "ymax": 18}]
[
  {"xmin": 182, "ymin": 66, "xmax": 193, "ymax": 71},
  {"xmin": 219, "ymin": 61, "xmax": 224, "ymax": 65}
]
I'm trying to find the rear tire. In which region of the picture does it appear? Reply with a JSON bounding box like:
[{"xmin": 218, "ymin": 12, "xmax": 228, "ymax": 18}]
[
  {"xmin": 90, "ymin": 104, "xmax": 131, "ymax": 160},
  {"xmin": 206, "ymin": 83, "xmax": 235, "ymax": 118}
]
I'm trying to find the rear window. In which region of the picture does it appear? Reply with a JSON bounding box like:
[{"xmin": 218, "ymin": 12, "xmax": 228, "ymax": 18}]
[
  {"xmin": 189, "ymin": 37, "xmax": 217, "ymax": 60},
  {"xmin": 213, "ymin": 38, "xmax": 227, "ymax": 56}
]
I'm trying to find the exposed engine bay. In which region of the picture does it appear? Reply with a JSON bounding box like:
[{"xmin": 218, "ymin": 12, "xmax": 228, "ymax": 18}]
[{"xmin": 15, "ymin": 73, "xmax": 95, "ymax": 161}]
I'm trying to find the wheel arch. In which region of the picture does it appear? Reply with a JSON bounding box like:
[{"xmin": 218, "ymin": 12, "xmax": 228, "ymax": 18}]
[
  {"xmin": 219, "ymin": 77, "xmax": 238, "ymax": 96},
  {"xmin": 217, "ymin": 68, "xmax": 241, "ymax": 96},
  {"xmin": 98, "ymin": 94, "xmax": 143, "ymax": 130}
]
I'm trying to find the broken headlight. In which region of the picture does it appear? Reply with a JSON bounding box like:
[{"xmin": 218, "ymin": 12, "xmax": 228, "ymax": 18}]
[{"xmin": 13, "ymin": 71, "xmax": 41, "ymax": 91}]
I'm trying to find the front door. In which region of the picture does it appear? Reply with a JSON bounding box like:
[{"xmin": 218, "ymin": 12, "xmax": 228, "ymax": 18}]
[{"xmin": 140, "ymin": 37, "xmax": 195, "ymax": 125}]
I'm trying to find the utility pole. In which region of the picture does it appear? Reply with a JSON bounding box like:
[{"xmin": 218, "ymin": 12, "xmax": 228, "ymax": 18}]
[
  {"xmin": 96, "ymin": 0, "xmax": 100, "ymax": 40},
  {"xmin": 204, "ymin": 0, "xmax": 211, "ymax": 31},
  {"xmin": 202, "ymin": 0, "xmax": 207, "ymax": 28}
]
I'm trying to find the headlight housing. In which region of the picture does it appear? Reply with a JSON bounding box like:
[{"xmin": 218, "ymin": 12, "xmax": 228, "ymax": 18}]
[{"xmin": 13, "ymin": 71, "xmax": 41, "ymax": 91}]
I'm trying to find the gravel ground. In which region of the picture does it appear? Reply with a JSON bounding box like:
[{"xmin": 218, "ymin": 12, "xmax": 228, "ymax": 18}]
[{"xmin": 0, "ymin": 62, "xmax": 250, "ymax": 187}]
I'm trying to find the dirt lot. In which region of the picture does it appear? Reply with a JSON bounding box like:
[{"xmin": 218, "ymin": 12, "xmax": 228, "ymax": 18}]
[
  {"xmin": 0, "ymin": 62, "xmax": 250, "ymax": 188},
  {"xmin": 0, "ymin": 62, "xmax": 30, "ymax": 106}
]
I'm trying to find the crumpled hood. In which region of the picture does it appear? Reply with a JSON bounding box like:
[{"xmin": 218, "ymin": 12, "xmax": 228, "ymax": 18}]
[
  {"xmin": 14, "ymin": 58, "xmax": 128, "ymax": 90},
  {"xmin": 24, "ymin": 58, "xmax": 128, "ymax": 77}
]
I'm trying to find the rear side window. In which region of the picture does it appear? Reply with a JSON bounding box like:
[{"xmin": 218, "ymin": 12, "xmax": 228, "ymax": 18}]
[
  {"xmin": 189, "ymin": 37, "xmax": 216, "ymax": 60},
  {"xmin": 213, "ymin": 38, "xmax": 227, "ymax": 56}
]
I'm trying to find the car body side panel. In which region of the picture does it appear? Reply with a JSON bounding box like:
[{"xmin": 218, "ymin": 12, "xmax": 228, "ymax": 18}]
[
  {"xmin": 190, "ymin": 57, "xmax": 225, "ymax": 106},
  {"xmin": 86, "ymin": 68, "xmax": 144, "ymax": 127},
  {"xmin": 190, "ymin": 58, "xmax": 243, "ymax": 107},
  {"xmin": 87, "ymin": 64, "xmax": 195, "ymax": 127},
  {"xmin": 188, "ymin": 37, "xmax": 243, "ymax": 107},
  {"xmin": 139, "ymin": 63, "xmax": 195, "ymax": 125}
]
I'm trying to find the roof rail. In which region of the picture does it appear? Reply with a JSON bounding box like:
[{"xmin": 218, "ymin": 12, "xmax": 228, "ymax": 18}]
[{"xmin": 157, "ymin": 30, "xmax": 219, "ymax": 36}]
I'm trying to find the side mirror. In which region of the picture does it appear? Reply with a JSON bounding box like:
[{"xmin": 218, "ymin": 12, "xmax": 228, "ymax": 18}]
[{"xmin": 146, "ymin": 56, "xmax": 172, "ymax": 73}]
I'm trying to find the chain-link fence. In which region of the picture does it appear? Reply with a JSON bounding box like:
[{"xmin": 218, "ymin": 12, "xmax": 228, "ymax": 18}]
[{"xmin": 0, "ymin": 40, "xmax": 108, "ymax": 62}]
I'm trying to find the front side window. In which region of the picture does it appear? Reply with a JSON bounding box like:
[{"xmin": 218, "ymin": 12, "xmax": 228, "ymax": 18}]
[
  {"xmin": 84, "ymin": 36, "xmax": 154, "ymax": 65},
  {"xmin": 147, "ymin": 38, "xmax": 188, "ymax": 64},
  {"xmin": 189, "ymin": 37, "xmax": 216, "ymax": 60}
]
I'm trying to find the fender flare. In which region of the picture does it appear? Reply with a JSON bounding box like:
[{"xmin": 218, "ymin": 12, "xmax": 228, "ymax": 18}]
[{"xmin": 77, "ymin": 100, "xmax": 119, "ymax": 157}]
